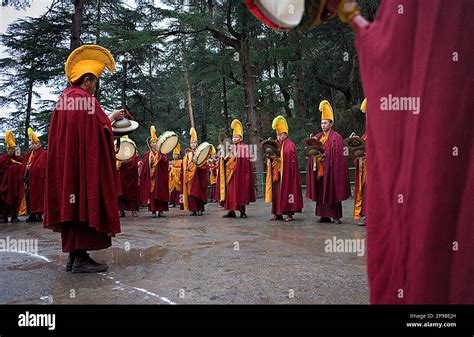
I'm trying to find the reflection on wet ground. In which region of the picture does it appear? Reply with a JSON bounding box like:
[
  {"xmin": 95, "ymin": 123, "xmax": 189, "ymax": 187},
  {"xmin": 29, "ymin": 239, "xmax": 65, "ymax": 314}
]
[{"xmin": 0, "ymin": 198, "xmax": 368, "ymax": 304}]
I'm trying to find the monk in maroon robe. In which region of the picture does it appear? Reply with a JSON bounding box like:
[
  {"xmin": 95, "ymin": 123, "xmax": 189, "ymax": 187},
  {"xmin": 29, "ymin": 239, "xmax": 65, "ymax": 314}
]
[
  {"xmin": 141, "ymin": 132, "xmax": 169, "ymax": 218},
  {"xmin": 117, "ymin": 153, "xmax": 141, "ymax": 217},
  {"xmin": 306, "ymin": 100, "xmax": 350, "ymax": 224},
  {"xmin": 222, "ymin": 119, "xmax": 256, "ymax": 218},
  {"xmin": 180, "ymin": 127, "xmax": 208, "ymax": 216},
  {"xmin": 355, "ymin": 0, "xmax": 473, "ymax": 303},
  {"xmin": 266, "ymin": 116, "xmax": 303, "ymax": 222},
  {"xmin": 45, "ymin": 45, "xmax": 126, "ymax": 273},
  {"xmin": 18, "ymin": 131, "xmax": 47, "ymax": 222},
  {"xmin": 0, "ymin": 132, "xmax": 23, "ymax": 223},
  {"xmin": 168, "ymin": 145, "xmax": 182, "ymax": 207}
]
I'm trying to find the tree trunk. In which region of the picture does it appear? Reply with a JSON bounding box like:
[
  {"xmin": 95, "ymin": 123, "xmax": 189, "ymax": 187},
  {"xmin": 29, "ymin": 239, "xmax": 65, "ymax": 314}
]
[
  {"xmin": 95, "ymin": 0, "xmax": 101, "ymax": 99},
  {"xmin": 70, "ymin": 0, "xmax": 86, "ymax": 51},
  {"xmin": 289, "ymin": 31, "xmax": 308, "ymax": 118},
  {"xmin": 121, "ymin": 58, "xmax": 128, "ymax": 109},
  {"xmin": 222, "ymin": 77, "xmax": 230, "ymax": 136},
  {"xmin": 181, "ymin": 35, "xmax": 195, "ymax": 129},
  {"xmin": 240, "ymin": 37, "xmax": 264, "ymax": 195}
]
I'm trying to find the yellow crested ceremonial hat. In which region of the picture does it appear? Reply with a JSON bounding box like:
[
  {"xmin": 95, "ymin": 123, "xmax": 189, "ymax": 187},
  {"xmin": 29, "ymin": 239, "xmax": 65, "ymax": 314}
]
[
  {"xmin": 5, "ymin": 130, "xmax": 16, "ymax": 148},
  {"xmin": 319, "ymin": 100, "xmax": 334, "ymax": 121},
  {"xmin": 210, "ymin": 144, "xmax": 216, "ymax": 155},
  {"xmin": 65, "ymin": 44, "xmax": 116, "ymax": 84},
  {"xmin": 231, "ymin": 119, "xmax": 243, "ymax": 137},
  {"xmin": 190, "ymin": 127, "xmax": 197, "ymax": 142},
  {"xmin": 150, "ymin": 126, "xmax": 158, "ymax": 141},
  {"xmin": 27, "ymin": 128, "xmax": 40, "ymax": 143},
  {"xmin": 272, "ymin": 115, "xmax": 288, "ymax": 134},
  {"xmin": 173, "ymin": 142, "xmax": 181, "ymax": 155},
  {"xmin": 360, "ymin": 98, "xmax": 367, "ymax": 113}
]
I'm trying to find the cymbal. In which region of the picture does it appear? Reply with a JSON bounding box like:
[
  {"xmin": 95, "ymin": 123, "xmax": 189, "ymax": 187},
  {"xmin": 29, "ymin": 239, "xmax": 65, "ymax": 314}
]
[
  {"xmin": 302, "ymin": 137, "xmax": 323, "ymax": 147},
  {"xmin": 304, "ymin": 145, "xmax": 325, "ymax": 158},
  {"xmin": 344, "ymin": 136, "xmax": 365, "ymax": 148}
]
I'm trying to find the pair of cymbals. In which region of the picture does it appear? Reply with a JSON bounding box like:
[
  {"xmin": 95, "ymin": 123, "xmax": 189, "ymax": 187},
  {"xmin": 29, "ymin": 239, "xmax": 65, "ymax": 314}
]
[
  {"xmin": 344, "ymin": 137, "xmax": 366, "ymax": 160},
  {"xmin": 302, "ymin": 137, "xmax": 324, "ymax": 158},
  {"xmin": 261, "ymin": 139, "xmax": 279, "ymax": 158}
]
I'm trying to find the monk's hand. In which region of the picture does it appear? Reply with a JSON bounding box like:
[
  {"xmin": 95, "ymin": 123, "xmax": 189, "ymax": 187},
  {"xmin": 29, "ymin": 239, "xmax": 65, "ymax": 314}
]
[{"xmin": 109, "ymin": 109, "xmax": 126, "ymax": 121}]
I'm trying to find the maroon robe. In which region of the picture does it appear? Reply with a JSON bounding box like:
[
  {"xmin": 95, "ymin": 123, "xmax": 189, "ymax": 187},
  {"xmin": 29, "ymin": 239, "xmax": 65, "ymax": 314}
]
[
  {"xmin": 44, "ymin": 86, "xmax": 120, "ymax": 252},
  {"xmin": 306, "ymin": 130, "xmax": 350, "ymax": 218},
  {"xmin": 140, "ymin": 150, "xmax": 169, "ymax": 212},
  {"xmin": 0, "ymin": 154, "xmax": 23, "ymax": 217},
  {"xmin": 19, "ymin": 148, "xmax": 47, "ymax": 214},
  {"xmin": 272, "ymin": 138, "xmax": 303, "ymax": 215},
  {"xmin": 224, "ymin": 143, "xmax": 256, "ymax": 211},
  {"xmin": 117, "ymin": 155, "xmax": 140, "ymax": 211},
  {"xmin": 188, "ymin": 164, "xmax": 208, "ymax": 212},
  {"xmin": 356, "ymin": 0, "xmax": 473, "ymax": 303}
]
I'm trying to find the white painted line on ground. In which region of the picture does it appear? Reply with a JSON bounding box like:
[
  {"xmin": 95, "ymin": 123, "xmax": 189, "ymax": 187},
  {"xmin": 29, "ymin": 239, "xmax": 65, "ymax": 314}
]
[
  {"xmin": 132, "ymin": 287, "xmax": 176, "ymax": 305},
  {"xmin": 100, "ymin": 273, "xmax": 176, "ymax": 305},
  {"xmin": 9, "ymin": 251, "xmax": 51, "ymax": 262}
]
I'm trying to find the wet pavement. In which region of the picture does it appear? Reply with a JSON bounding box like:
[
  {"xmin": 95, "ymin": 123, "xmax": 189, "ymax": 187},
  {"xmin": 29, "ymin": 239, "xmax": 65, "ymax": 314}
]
[{"xmin": 0, "ymin": 198, "xmax": 368, "ymax": 304}]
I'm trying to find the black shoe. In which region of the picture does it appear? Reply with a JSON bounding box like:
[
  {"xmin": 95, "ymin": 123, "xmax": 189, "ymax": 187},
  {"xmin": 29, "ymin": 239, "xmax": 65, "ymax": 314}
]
[
  {"xmin": 71, "ymin": 255, "xmax": 108, "ymax": 273},
  {"xmin": 158, "ymin": 212, "xmax": 166, "ymax": 218},
  {"xmin": 223, "ymin": 211, "xmax": 236, "ymax": 218},
  {"xmin": 65, "ymin": 253, "xmax": 75, "ymax": 272},
  {"xmin": 119, "ymin": 210, "xmax": 125, "ymax": 217},
  {"xmin": 319, "ymin": 217, "xmax": 332, "ymax": 223},
  {"xmin": 10, "ymin": 217, "xmax": 20, "ymax": 223},
  {"xmin": 3, "ymin": 216, "xmax": 8, "ymax": 223},
  {"xmin": 151, "ymin": 212, "xmax": 157, "ymax": 218},
  {"xmin": 25, "ymin": 214, "xmax": 37, "ymax": 222},
  {"xmin": 37, "ymin": 214, "xmax": 43, "ymax": 222},
  {"xmin": 240, "ymin": 213, "xmax": 247, "ymax": 218},
  {"xmin": 190, "ymin": 212, "xmax": 197, "ymax": 216}
]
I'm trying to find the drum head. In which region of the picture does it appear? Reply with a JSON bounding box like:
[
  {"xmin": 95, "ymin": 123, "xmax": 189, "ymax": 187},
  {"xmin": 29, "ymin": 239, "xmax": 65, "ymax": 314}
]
[
  {"xmin": 158, "ymin": 131, "xmax": 178, "ymax": 154},
  {"xmin": 193, "ymin": 142, "xmax": 212, "ymax": 165},
  {"xmin": 116, "ymin": 139, "xmax": 136, "ymax": 161}
]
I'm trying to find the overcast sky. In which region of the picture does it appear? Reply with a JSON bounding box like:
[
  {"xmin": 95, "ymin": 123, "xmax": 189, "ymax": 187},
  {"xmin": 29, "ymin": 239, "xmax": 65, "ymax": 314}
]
[{"xmin": 0, "ymin": 0, "xmax": 55, "ymax": 120}]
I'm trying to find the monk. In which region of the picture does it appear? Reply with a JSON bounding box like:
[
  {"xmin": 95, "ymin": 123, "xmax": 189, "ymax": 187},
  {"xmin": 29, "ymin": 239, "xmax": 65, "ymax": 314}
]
[
  {"xmin": 352, "ymin": 98, "xmax": 367, "ymax": 226},
  {"xmin": 181, "ymin": 127, "xmax": 208, "ymax": 216},
  {"xmin": 0, "ymin": 131, "xmax": 23, "ymax": 223},
  {"xmin": 306, "ymin": 100, "xmax": 350, "ymax": 224},
  {"xmin": 214, "ymin": 143, "xmax": 227, "ymax": 207},
  {"xmin": 140, "ymin": 126, "xmax": 169, "ymax": 218},
  {"xmin": 18, "ymin": 128, "xmax": 47, "ymax": 222},
  {"xmin": 208, "ymin": 154, "xmax": 218, "ymax": 202},
  {"xmin": 168, "ymin": 143, "xmax": 182, "ymax": 207},
  {"xmin": 265, "ymin": 115, "xmax": 303, "ymax": 222},
  {"xmin": 45, "ymin": 44, "xmax": 126, "ymax": 273},
  {"xmin": 117, "ymin": 136, "xmax": 141, "ymax": 217},
  {"xmin": 222, "ymin": 119, "xmax": 255, "ymax": 218}
]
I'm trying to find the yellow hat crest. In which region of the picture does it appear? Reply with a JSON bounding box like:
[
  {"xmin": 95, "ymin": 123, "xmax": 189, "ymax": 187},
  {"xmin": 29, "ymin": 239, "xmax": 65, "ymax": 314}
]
[
  {"xmin": 150, "ymin": 126, "xmax": 158, "ymax": 141},
  {"xmin": 210, "ymin": 144, "xmax": 216, "ymax": 155},
  {"xmin": 319, "ymin": 100, "xmax": 334, "ymax": 121},
  {"xmin": 173, "ymin": 142, "xmax": 181, "ymax": 156},
  {"xmin": 231, "ymin": 119, "xmax": 243, "ymax": 137},
  {"xmin": 5, "ymin": 130, "xmax": 16, "ymax": 148},
  {"xmin": 272, "ymin": 115, "xmax": 288, "ymax": 134},
  {"xmin": 65, "ymin": 45, "xmax": 116, "ymax": 84},
  {"xmin": 190, "ymin": 127, "xmax": 197, "ymax": 142},
  {"xmin": 28, "ymin": 128, "xmax": 40, "ymax": 143},
  {"xmin": 360, "ymin": 98, "xmax": 367, "ymax": 113}
]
